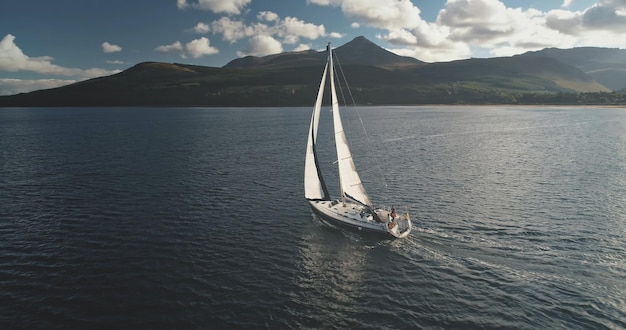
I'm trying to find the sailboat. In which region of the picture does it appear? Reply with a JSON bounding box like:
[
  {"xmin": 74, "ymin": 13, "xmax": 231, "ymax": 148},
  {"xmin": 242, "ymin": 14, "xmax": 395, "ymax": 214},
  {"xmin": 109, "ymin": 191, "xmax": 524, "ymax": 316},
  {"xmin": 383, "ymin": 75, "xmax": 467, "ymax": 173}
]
[{"xmin": 304, "ymin": 44, "xmax": 412, "ymax": 239}]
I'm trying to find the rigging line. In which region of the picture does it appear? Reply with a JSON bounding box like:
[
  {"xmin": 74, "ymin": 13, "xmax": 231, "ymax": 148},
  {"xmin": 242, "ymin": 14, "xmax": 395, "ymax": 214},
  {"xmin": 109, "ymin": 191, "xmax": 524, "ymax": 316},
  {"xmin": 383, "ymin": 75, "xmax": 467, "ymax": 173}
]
[{"xmin": 333, "ymin": 53, "xmax": 389, "ymax": 190}]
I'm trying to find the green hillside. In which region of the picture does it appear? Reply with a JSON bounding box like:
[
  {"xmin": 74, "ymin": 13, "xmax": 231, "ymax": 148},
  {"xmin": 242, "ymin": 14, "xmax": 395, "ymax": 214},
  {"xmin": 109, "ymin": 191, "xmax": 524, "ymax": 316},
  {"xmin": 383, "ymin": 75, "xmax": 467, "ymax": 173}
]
[
  {"xmin": 0, "ymin": 36, "xmax": 620, "ymax": 107},
  {"xmin": 521, "ymin": 47, "xmax": 626, "ymax": 90}
]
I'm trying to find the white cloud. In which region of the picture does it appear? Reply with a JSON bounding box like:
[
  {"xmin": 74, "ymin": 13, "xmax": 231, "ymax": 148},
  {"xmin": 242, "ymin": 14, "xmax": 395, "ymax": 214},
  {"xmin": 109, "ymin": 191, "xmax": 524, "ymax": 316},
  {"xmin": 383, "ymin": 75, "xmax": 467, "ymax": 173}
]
[
  {"xmin": 381, "ymin": 29, "xmax": 419, "ymax": 46},
  {"xmin": 237, "ymin": 35, "xmax": 283, "ymax": 57},
  {"xmin": 293, "ymin": 43, "xmax": 312, "ymax": 52},
  {"xmin": 439, "ymin": 0, "xmax": 506, "ymax": 28},
  {"xmin": 543, "ymin": 1, "xmax": 626, "ymax": 48},
  {"xmin": 208, "ymin": 14, "xmax": 328, "ymax": 45},
  {"xmin": 186, "ymin": 37, "xmax": 219, "ymax": 58},
  {"xmin": 439, "ymin": 1, "xmax": 560, "ymax": 48},
  {"xmin": 258, "ymin": 11, "xmax": 279, "ymax": 22},
  {"xmin": 102, "ymin": 41, "xmax": 122, "ymax": 53},
  {"xmin": 282, "ymin": 35, "xmax": 299, "ymax": 45},
  {"xmin": 308, "ymin": 0, "xmax": 626, "ymax": 62},
  {"xmin": 0, "ymin": 35, "xmax": 120, "ymax": 95},
  {"xmin": 430, "ymin": 0, "xmax": 581, "ymax": 58},
  {"xmin": 155, "ymin": 38, "xmax": 219, "ymax": 58},
  {"xmin": 177, "ymin": 0, "xmax": 251, "ymax": 14},
  {"xmin": 310, "ymin": 0, "xmax": 423, "ymax": 30},
  {"xmin": 210, "ymin": 17, "xmax": 261, "ymax": 43},
  {"xmin": 106, "ymin": 60, "xmax": 124, "ymax": 64},
  {"xmin": 308, "ymin": 0, "xmax": 467, "ymax": 61},
  {"xmin": 600, "ymin": 0, "xmax": 626, "ymax": 9},
  {"xmin": 307, "ymin": 0, "xmax": 332, "ymax": 5},
  {"xmin": 155, "ymin": 41, "xmax": 184, "ymax": 55},
  {"xmin": 0, "ymin": 34, "xmax": 120, "ymax": 78},
  {"xmin": 281, "ymin": 16, "xmax": 326, "ymax": 40},
  {"xmin": 193, "ymin": 22, "xmax": 210, "ymax": 34},
  {"xmin": 376, "ymin": 20, "xmax": 467, "ymax": 62},
  {"xmin": 177, "ymin": 0, "xmax": 188, "ymax": 9},
  {"xmin": 206, "ymin": 11, "xmax": 330, "ymax": 56},
  {"xmin": 433, "ymin": 0, "xmax": 626, "ymax": 58},
  {"xmin": 582, "ymin": 5, "xmax": 621, "ymax": 28},
  {"xmin": 0, "ymin": 78, "xmax": 77, "ymax": 95},
  {"xmin": 329, "ymin": 32, "xmax": 345, "ymax": 38},
  {"xmin": 545, "ymin": 9, "xmax": 582, "ymax": 33}
]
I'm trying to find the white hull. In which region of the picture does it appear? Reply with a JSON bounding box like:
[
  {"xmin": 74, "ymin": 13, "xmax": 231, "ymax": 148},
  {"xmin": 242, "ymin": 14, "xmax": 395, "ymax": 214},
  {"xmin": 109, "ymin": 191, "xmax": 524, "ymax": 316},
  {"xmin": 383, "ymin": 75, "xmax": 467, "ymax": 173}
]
[{"xmin": 308, "ymin": 200, "xmax": 412, "ymax": 239}]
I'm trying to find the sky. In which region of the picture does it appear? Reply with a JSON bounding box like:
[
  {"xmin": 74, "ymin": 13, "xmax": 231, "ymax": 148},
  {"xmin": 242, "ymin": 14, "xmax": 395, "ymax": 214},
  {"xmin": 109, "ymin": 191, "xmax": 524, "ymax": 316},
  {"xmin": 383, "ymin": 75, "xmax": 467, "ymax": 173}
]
[{"xmin": 1, "ymin": 0, "xmax": 625, "ymax": 95}]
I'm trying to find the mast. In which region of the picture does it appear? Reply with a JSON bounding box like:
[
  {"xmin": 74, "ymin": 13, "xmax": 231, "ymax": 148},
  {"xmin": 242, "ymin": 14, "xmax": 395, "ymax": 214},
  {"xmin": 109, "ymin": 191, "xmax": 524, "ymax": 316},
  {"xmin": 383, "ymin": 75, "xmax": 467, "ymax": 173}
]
[{"xmin": 328, "ymin": 44, "xmax": 345, "ymax": 204}]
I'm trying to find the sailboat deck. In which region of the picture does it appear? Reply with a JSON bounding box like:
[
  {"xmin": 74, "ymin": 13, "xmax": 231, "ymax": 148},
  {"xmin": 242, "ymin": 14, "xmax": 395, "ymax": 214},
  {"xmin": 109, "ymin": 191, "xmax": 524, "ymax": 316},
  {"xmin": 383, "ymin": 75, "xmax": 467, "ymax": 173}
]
[{"xmin": 308, "ymin": 200, "xmax": 412, "ymax": 238}]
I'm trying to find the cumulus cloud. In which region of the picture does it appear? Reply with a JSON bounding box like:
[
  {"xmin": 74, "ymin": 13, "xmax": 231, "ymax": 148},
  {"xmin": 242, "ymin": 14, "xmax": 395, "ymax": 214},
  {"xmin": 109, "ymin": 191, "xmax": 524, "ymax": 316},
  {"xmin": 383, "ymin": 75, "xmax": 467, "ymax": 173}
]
[
  {"xmin": 439, "ymin": 0, "xmax": 504, "ymax": 28},
  {"xmin": 280, "ymin": 16, "xmax": 326, "ymax": 41},
  {"xmin": 155, "ymin": 41, "xmax": 184, "ymax": 55},
  {"xmin": 186, "ymin": 37, "xmax": 219, "ymax": 58},
  {"xmin": 258, "ymin": 11, "xmax": 279, "ymax": 22},
  {"xmin": 345, "ymin": 0, "xmax": 423, "ymax": 30},
  {"xmin": 208, "ymin": 13, "xmax": 329, "ymax": 45},
  {"xmin": 204, "ymin": 10, "xmax": 338, "ymax": 56},
  {"xmin": 293, "ymin": 43, "xmax": 312, "ymax": 52},
  {"xmin": 309, "ymin": 0, "xmax": 423, "ymax": 30},
  {"xmin": 307, "ymin": 0, "xmax": 332, "ymax": 5},
  {"xmin": 310, "ymin": 0, "xmax": 626, "ymax": 62},
  {"xmin": 582, "ymin": 5, "xmax": 620, "ymax": 27},
  {"xmin": 155, "ymin": 37, "xmax": 219, "ymax": 58},
  {"xmin": 0, "ymin": 34, "xmax": 120, "ymax": 78},
  {"xmin": 308, "ymin": 0, "xmax": 463, "ymax": 60},
  {"xmin": 237, "ymin": 35, "xmax": 283, "ymax": 57},
  {"xmin": 433, "ymin": 0, "xmax": 582, "ymax": 57},
  {"xmin": 0, "ymin": 34, "xmax": 120, "ymax": 95},
  {"xmin": 543, "ymin": 1, "xmax": 626, "ymax": 49},
  {"xmin": 101, "ymin": 41, "xmax": 122, "ymax": 53},
  {"xmin": 210, "ymin": 17, "xmax": 259, "ymax": 43},
  {"xmin": 193, "ymin": 22, "xmax": 210, "ymax": 34},
  {"xmin": 546, "ymin": 9, "xmax": 581, "ymax": 33},
  {"xmin": 176, "ymin": 0, "xmax": 188, "ymax": 9},
  {"xmin": 187, "ymin": 11, "xmax": 340, "ymax": 58},
  {"xmin": 177, "ymin": 0, "xmax": 251, "ymax": 14},
  {"xmin": 439, "ymin": 1, "xmax": 557, "ymax": 47},
  {"xmin": 329, "ymin": 32, "xmax": 345, "ymax": 38}
]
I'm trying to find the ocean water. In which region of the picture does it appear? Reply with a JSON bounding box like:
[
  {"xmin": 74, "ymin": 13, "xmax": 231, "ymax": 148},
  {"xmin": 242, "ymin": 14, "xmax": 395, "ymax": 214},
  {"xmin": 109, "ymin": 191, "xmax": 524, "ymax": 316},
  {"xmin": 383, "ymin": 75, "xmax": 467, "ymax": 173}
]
[{"xmin": 0, "ymin": 106, "xmax": 625, "ymax": 329}]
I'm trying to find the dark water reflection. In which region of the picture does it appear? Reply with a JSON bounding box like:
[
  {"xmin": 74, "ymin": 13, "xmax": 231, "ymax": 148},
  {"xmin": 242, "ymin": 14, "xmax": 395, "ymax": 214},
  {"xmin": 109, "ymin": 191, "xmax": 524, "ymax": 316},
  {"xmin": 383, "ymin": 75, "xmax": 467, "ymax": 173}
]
[{"xmin": 0, "ymin": 106, "xmax": 624, "ymax": 329}]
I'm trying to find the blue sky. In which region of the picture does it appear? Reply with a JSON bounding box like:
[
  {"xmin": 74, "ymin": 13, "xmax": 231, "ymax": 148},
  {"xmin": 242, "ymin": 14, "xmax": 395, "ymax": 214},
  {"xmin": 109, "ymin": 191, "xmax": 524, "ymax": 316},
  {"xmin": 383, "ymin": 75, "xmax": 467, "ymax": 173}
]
[{"xmin": 1, "ymin": 0, "xmax": 623, "ymax": 95}]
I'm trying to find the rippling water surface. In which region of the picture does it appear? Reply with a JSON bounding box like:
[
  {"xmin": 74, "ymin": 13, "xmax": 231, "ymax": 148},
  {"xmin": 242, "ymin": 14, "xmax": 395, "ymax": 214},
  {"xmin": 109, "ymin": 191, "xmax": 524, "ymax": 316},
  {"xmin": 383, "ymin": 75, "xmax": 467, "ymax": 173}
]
[{"xmin": 1, "ymin": 106, "xmax": 625, "ymax": 329}]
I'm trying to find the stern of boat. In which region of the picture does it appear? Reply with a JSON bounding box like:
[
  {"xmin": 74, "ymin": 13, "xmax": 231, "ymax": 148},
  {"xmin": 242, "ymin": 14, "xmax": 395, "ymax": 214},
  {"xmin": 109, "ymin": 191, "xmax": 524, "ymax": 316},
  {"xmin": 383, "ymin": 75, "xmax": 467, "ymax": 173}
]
[{"xmin": 385, "ymin": 212, "xmax": 412, "ymax": 238}]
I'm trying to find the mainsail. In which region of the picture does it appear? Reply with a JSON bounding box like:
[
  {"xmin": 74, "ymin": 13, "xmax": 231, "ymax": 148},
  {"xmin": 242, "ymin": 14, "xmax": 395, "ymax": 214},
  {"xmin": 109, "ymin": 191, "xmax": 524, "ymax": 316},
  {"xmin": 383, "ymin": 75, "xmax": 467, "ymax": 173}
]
[
  {"xmin": 328, "ymin": 47, "xmax": 372, "ymax": 207},
  {"xmin": 304, "ymin": 63, "xmax": 330, "ymax": 201}
]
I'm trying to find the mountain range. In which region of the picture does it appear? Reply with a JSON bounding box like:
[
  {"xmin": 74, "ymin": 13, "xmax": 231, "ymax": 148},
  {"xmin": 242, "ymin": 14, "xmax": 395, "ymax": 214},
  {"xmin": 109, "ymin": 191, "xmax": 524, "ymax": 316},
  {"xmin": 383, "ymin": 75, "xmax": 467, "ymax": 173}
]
[{"xmin": 1, "ymin": 36, "xmax": 625, "ymax": 107}]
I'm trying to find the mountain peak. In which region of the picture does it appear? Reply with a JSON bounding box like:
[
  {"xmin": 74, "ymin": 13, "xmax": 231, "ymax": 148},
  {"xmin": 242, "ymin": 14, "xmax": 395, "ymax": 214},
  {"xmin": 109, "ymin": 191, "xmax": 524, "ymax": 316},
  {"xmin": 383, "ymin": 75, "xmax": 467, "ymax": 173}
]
[
  {"xmin": 333, "ymin": 36, "xmax": 423, "ymax": 68},
  {"xmin": 339, "ymin": 35, "xmax": 376, "ymax": 48},
  {"xmin": 224, "ymin": 36, "xmax": 422, "ymax": 69}
]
